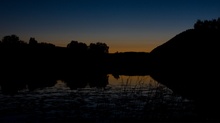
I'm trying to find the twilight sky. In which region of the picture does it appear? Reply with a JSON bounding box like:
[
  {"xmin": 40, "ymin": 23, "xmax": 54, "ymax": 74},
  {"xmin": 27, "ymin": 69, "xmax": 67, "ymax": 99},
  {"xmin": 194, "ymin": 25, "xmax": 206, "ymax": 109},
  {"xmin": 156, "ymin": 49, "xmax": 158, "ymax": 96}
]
[{"xmin": 1, "ymin": 0, "xmax": 220, "ymax": 53}]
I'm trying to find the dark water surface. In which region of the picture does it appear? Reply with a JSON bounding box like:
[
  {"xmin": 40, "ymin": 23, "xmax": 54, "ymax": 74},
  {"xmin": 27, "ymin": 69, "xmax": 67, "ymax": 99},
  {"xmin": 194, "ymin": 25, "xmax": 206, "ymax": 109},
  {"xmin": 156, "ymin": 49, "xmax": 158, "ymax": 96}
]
[{"xmin": 0, "ymin": 75, "xmax": 197, "ymax": 122}]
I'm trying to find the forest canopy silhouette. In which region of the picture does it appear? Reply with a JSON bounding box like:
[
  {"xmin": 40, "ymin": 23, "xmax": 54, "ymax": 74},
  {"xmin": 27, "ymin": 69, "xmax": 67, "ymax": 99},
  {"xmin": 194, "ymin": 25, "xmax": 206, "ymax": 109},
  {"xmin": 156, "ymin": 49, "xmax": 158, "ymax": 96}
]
[
  {"xmin": 0, "ymin": 34, "xmax": 112, "ymax": 78},
  {"xmin": 0, "ymin": 35, "xmax": 109, "ymax": 54},
  {"xmin": 0, "ymin": 33, "xmax": 151, "ymax": 80}
]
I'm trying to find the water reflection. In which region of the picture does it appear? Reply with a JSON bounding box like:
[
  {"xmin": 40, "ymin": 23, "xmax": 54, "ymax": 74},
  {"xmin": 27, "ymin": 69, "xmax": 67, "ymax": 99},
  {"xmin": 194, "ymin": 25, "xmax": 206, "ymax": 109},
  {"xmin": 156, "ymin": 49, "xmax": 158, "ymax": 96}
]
[
  {"xmin": 0, "ymin": 73, "xmax": 198, "ymax": 122},
  {"xmin": 0, "ymin": 73, "xmax": 109, "ymax": 95},
  {"xmin": 109, "ymin": 75, "xmax": 157, "ymax": 86},
  {"xmin": 0, "ymin": 73, "xmax": 158, "ymax": 94},
  {"xmin": 0, "ymin": 79, "xmax": 57, "ymax": 95}
]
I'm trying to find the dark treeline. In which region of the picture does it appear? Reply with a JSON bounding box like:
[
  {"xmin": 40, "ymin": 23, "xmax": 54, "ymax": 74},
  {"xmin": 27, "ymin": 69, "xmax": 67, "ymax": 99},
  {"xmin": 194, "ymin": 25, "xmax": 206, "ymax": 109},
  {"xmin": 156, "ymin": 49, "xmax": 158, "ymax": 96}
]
[
  {"xmin": 0, "ymin": 35, "xmax": 150, "ymax": 94},
  {"xmin": 194, "ymin": 18, "xmax": 220, "ymax": 30},
  {"xmin": 0, "ymin": 35, "xmax": 150, "ymax": 76},
  {"xmin": 0, "ymin": 36, "xmax": 110, "ymax": 79},
  {"xmin": 0, "ymin": 37, "xmax": 111, "ymax": 94}
]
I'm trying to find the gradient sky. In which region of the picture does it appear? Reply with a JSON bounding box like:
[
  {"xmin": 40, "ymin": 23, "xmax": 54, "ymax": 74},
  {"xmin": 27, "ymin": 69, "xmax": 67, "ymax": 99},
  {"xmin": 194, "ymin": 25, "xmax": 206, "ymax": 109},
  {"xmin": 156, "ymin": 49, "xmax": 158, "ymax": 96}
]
[{"xmin": 1, "ymin": 0, "xmax": 220, "ymax": 53}]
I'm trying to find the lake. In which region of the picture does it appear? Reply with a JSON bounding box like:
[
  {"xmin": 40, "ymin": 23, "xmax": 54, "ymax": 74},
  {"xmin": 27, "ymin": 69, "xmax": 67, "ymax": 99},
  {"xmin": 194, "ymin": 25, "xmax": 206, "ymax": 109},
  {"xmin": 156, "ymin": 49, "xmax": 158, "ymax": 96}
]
[{"xmin": 0, "ymin": 74, "xmax": 197, "ymax": 122}]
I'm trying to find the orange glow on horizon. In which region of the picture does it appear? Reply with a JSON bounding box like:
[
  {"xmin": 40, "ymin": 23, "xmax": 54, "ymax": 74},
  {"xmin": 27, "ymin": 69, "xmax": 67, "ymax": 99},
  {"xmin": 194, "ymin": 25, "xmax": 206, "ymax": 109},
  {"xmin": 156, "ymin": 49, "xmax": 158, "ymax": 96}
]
[
  {"xmin": 47, "ymin": 39, "xmax": 162, "ymax": 53},
  {"xmin": 53, "ymin": 43, "xmax": 159, "ymax": 53},
  {"xmin": 108, "ymin": 43, "xmax": 160, "ymax": 53}
]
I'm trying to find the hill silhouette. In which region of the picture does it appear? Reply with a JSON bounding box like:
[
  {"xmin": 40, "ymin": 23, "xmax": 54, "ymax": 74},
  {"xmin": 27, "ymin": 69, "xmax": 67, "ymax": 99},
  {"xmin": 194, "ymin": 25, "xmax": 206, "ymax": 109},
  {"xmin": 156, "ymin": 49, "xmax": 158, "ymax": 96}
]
[{"xmin": 149, "ymin": 18, "xmax": 220, "ymax": 120}]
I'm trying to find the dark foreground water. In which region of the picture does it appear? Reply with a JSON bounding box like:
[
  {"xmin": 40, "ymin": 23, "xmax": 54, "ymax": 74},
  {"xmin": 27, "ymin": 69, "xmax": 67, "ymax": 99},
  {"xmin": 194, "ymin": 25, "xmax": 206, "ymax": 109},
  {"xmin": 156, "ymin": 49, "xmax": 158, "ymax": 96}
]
[{"xmin": 0, "ymin": 75, "xmax": 197, "ymax": 123}]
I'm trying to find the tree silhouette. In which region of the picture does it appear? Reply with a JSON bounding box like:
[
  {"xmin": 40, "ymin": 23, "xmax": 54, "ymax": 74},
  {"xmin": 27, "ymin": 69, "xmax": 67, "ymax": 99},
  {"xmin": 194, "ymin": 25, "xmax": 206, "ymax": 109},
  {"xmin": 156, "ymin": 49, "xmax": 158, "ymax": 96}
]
[
  {"xmin": 67, "ymin": 40, "xmax": 88, "ymax": 53},
  {"xmin": 194, "ymin": 18, "xmax": 220, "ymax": 30},
  {"xmin": 29, "ymin": 37, "xmax": 38, "ymax": 46},
  {"xmin": 2, "ymin": 35, "xmax": 18, "ymax": 45},
  {"xmin": 1, "ymin": 34, "xmax": 27, "ymax": 48},
  {"xmin": 89, "ymin": 42, "xmax": 109, "ymax": 55},
  {"xmin": 2, "ymin": 35, "xmax": 19, "ymax": 43},
  {"xmin": 194, "ymin": 20, "xmax": 203, "ymax": 29}
]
